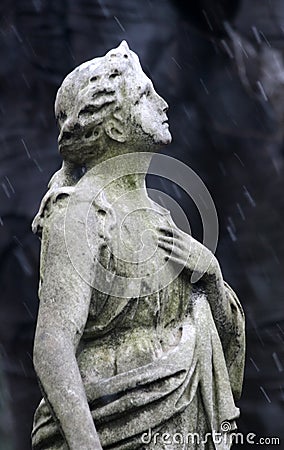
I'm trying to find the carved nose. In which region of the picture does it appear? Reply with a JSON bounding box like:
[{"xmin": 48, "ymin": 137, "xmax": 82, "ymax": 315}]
[
  {"xmin": 162, "ymin": 100, "xmax": 169, "ymax": 112},
  {"xmin": 157, "ymin": 95, "xmax": 168, "ymax": 113}
]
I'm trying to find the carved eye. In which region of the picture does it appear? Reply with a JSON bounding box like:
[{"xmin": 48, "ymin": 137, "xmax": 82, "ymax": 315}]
[
  {"xmin": 90, "ymin": 76, "xmax": 98, "ymax": 82},
  {"xmin": 56, "ymin": 111, "xmax": 67, "ymax": 124},
  {"xmin": 60, "ymin": 111, "xmax": 67, "ymax": 119},
  {"xmin": 109, "ymin": 70, "xmax": 121, "ymax": 79}
]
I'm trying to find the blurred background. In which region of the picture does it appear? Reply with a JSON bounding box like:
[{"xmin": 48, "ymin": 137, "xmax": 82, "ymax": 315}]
[{"xmin": 0, "ymin": 1, "xmax": 283, "ymax": 449}]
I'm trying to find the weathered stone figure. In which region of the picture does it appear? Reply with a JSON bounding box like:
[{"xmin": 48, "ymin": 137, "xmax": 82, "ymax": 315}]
[{"xmin": 31, "ymin": 41, "xmax": 245, "ymax": 449}]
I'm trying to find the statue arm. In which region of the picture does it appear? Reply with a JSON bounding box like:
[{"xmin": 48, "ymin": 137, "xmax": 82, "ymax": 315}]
[
  {"xmin": 158, "ymin": 225, "xmax": 242, "ymax": 327},
  {"xmin": 221, "ymin": 281, "xmax": 245, "ymax": 400},
  {"xmin": 158, "ymin": 226, "xmax": 245, "ymax": 398},
  {"xmin": 200, "ymin": 261, "xmax": 245, "ymax": 399},
  {"xmin": 33, "ymin": 198, "xmax": 102, "ymax": 450}
]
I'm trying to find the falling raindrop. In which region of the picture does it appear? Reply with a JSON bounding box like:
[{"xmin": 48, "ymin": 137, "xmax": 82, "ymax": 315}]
[
  {"xmin": 21, "ymin": 138, "xmax": 31, "ymax": 159},
  {"xmin": 272, "ymin": 352, "xmax": 283, "ymax": 372},
  {"xmin": 171, "ymin": 57, "xmax": 182, "ymax": 70},
  {"xmin": 249, "ymin": 357, "xmax": 260, "ymax": 372},
  {"xmin": 97, "ymin": 0, "xmax": 110, "ymax": 18},
  {"xmin": 243, "ymin": 185, "xmax": 256, "ymax": 207},
  {"xmin": 257, "ymin": 80, "xmax": 268, "ymax": 101},
  {"xmin": 259, "ymin": 386, "xmax": 271, "ymax": 403},
  {"xmin": 202, "ymin": 9, "xmax": 213, "ymax": 31},
  {"xmin": 227, "ymin": 224, "xmax": 237, "ymax": 242},
  {"xmin": 221, "ymin": 40, "xmax": 234, "ymax": 59},
  {"xmin": 114, "ymin": 16, "xmax": 126, "ymax": 32},
  {"xmin": 236, "ymin": 203, "xmax": 245, "ymax": 220},
  {"xmin": 252, "ymin": 26, "xmax": 261, "ymax": 44},
  {"xmin": 199, "ymin": 78, "xmax": 209, "ymax": 95},
  {"xmin": 33, "ymin": 158, "xmax": 43, "ymax": 172}
]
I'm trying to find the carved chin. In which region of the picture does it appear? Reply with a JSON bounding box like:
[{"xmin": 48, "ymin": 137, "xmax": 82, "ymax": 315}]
[
  {"xmin": 164, "ymin": 132, "xmax": 172, "ymax": 144},
  {"xmin": 153, "ymin": 131, "xmax": 172, "ymax": 146},
  {"xmin": 133, "ymin": 123, "xmax": 172, "ymax": 148}
]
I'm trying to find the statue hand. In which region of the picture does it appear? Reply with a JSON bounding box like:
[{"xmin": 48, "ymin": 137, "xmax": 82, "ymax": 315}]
[{"xmin": 158, "ymin": 226, "xmax": 220, "ymax": 283}]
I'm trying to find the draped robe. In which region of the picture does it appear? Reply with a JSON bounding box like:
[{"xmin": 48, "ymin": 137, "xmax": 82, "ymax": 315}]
[{"xmin": 32, "ymin": 184, "xmax": 245, "ymax": 450}]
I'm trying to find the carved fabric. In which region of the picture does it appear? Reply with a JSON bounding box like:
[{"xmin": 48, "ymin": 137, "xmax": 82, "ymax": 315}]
[{"xmin": 32, "ymin": 194, "xmax": 244, "ymax": 450}]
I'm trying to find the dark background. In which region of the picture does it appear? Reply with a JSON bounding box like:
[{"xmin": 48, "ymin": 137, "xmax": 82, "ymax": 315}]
[{"xmin": 0, "ymin": 1, "xmax": 284, "ymax": 449}]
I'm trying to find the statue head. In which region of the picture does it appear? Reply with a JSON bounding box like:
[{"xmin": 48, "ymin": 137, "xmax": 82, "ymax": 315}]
[{"xmin": 55, "ymin": 41, "xmax": 171, "ymax": 165}]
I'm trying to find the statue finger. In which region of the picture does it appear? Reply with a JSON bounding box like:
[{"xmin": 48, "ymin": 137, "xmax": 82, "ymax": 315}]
[
  {"xmin": 158, "ymin": 226, "xmax": 179, "ymax": 237},
  {"xmin": 158, "ymin": 234, "xmax": 184, "ymax": 250}
]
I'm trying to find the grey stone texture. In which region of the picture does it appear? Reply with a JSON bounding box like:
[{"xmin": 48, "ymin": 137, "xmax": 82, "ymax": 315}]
[{"xmin": 32, "ymin": 42, "xmax": 245, "ymax": 449}]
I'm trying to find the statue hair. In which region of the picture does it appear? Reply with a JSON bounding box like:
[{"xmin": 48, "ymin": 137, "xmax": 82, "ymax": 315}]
[{"xmin": 33, "ymin": 42, "xmax": 136, "ymax": 234}]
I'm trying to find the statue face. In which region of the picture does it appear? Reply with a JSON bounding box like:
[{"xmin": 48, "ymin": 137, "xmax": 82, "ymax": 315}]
[
  {"xmin": 55, "ymin": 41, "xmax": 171, "ymax": 163},
  {"xmin": 129, "ymin": 74, "xmax": 172, "ymax": 147}
]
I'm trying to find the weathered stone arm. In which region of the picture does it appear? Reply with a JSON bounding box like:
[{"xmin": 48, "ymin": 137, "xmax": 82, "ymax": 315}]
[
  {"xmin": 200, "ymin": 263, "xmax": 245, "ymax": 399},
  {"xmin": 158, "ymin": 227, "xmax": 237, "ymax": 324},
  {"xmin": 158, "ymin": 226, "xmax": 245, "ymax": 398},
  {"xmin": 33, "ymin": 198, "xmax": 102, "ymax": 450}
]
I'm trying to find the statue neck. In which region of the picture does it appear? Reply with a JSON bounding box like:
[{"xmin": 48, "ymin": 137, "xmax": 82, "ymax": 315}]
[{"xmin": 84, "ymin": 147, "xmax": 153, "ymax": 194}]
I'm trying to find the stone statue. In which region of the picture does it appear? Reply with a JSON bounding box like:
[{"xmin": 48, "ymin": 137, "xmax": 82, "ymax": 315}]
[{"xmin": 31, "ymin": 41, "xmax": 245, "ymax": 449}]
